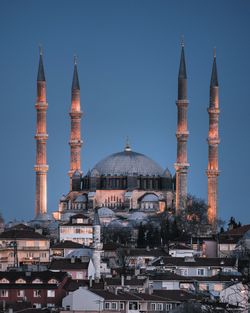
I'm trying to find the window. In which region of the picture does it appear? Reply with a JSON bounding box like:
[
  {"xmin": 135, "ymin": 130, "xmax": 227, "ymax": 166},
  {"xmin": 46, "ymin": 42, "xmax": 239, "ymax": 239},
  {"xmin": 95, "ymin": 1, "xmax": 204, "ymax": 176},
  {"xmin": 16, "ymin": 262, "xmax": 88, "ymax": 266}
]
[
  {"xmin": 48, "ymin": 279, "xmax": 58, "ymax": 284},
  {"xmin": 34, "ymin": 290, "xmax": 41, "ymax": 297},
  {"xmin": 16, "ymin": 278, "xmax": 26, "ymax": 284},
  {"xmin": 111, "ymin": 302, "xmax": 117, "ymax": 310},
  {"xmin": 76, "ymin": 272, "xmax": 84, "ymax": 279},
  {"xmin": 151, "ymin": 303, "xmax": 163, "ymax": 311},
  {"xmin": 129, "ymin": 302, "xmax": 138, "ymax": 310},
  {"xmin": 0, "ymin": 290, "xmax": 8, "ymax": 297},
  {"xmin": 213, "ymin": 283, "xmax": 223, "ymax": 292},
  {"xmin": 180, "ymin": 268, "xmax": 188, "ymax": 276},
  {"xmin": 47, "ymin": 304, "xmax": 55, "ymax": 308},
  {"xmin": 17, "ymin": 290, "xmax": 25, "ymax": 297},
  {"xmin": 33, "ymin": 303, "xmax": 41, "ymax": 309},
  {"xmin": 47, "ymin": 290, "xmax": 55, "ymax": 297},
  {"xmin": 199, "ymin": 283, "xmax": 208, "ymax": 291},
  {"xmin": 166, "ymin": 304, "xmax": 172, "ymax": 311},
  {"xmin": 32, "ymin": 279, "xmax": 43, "ymax": 284},
  {"xmin": 197, "ymin": 268, "xmax": 205, "ymax": 276},
  {"xmin": 120, "ymin": 302, "xmax": 125, "ymax": 310},
  {"xmin": 0, "ymin": 278, "xmax": 9, "ymax": 284},
  {"xmin": 105, "ymin": 302, "xmax": 111, "ymax": 309}
]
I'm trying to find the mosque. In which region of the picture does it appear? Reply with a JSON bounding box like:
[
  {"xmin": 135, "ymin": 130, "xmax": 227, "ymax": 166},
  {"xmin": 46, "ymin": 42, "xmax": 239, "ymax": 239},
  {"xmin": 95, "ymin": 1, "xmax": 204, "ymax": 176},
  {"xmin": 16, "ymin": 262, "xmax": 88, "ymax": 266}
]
[{"xmin": 34, "ymin": 43, "xmax": 220, "ymax": 231}]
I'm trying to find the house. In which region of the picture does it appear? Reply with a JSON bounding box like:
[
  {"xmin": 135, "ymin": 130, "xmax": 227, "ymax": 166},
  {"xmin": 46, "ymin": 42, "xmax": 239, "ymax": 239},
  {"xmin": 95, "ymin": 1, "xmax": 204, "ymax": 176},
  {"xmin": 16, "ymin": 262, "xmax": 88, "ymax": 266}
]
[
  {"xmin": 0, "ymin": 270, "xmax": 69, "ymax": 308},
  {"xmin": 62, "ymin": 286, "xmax": 199, "ymax": 313},
  {"xmin": 149, "ymin": 256, "xmax": 238, "ymax": 277},
  {"xmin": 49, "ymin": 257, "xmax": 95, "ymax": 279},
  {"xmin": 168, "ymin": 243, "xmax": 196, "ymax": 257},
  {"xmin": 220, "ymin": 282, "xmax": 248, "ymax": 313},
  {"xmin": 103, "ymin": 276, "xmax": 149, "ymax": 293},
  {"xmin": 121, "ymin": 247, "xmax": 169, "ymax": 269},
  {"xmin": 59, "ymin": 214, "xmax": 94, "ymax": 246},
  {"xmin": 0, "ymin": 224, "xmax": 50, "ymax": 270}
]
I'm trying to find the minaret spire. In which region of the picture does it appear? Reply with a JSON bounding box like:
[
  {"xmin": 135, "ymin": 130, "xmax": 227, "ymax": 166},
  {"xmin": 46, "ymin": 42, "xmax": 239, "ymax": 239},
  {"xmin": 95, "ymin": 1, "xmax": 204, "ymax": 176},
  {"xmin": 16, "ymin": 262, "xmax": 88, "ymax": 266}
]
[
  {"xmin": 68, "ymin": 55, "xmax": 83, "ymax": 190},
  {"xmin": 174, "ymin": 39, "xmax": 190, "ymax": 213},
  {"xmin": 34, "ymin": 47, "xmax": 49, "ymax": 216},
  {"xmin": 207, "ymin": 50, "xmax": 220, "ymax": 232}
]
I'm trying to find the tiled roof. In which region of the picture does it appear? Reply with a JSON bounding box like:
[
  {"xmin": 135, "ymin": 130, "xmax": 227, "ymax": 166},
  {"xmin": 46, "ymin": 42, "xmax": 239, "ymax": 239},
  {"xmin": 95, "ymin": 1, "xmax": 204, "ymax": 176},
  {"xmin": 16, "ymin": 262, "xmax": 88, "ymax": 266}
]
[
  {"xmin": 0, "ymin": 229, "xmax": 47, "ymax": 240},
  {"xmin": 104, "ymin": 277, "xmax": 147, "ymax": 286},
  {"xmin": 123, "ymin": 248, "xmax": 169, "ymax": 257},
  {"xmin": 152, "ymin": 257, "xmax": 236, "ymax": 267},
  {"xmin": 150, "ymin": 272, "xmax": 242, "ymax": 282},
  {"xmin": 49, "ymin": 258, "xmax": 89, "ymax": 270},
  {"xmin": 63, "ymin": 278, "xmax": 104, "ymax": 292},
  {"xmin": 0, "ymin": 270, "xmax": 67, "ymax": 283},
  {"xmin": 51, "ymin": 240, "xmax": 83, "ymax": 249},
  {"xmin": 221, "ymin": 225, "xmax": 250, "ymax": 237}
]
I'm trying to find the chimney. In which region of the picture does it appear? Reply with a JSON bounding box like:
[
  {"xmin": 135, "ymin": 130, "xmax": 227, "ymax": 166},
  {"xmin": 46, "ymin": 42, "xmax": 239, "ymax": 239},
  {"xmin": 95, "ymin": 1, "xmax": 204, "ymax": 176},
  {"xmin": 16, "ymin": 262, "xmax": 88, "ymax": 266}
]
[{"xmin": 121, "ymin": 275, "xmax": 124, "ymax": 287}]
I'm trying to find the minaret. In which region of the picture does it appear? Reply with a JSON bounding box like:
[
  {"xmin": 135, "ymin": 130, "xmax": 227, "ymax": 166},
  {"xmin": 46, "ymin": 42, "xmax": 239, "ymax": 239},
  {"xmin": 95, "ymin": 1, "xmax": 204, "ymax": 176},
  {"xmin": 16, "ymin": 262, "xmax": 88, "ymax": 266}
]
[
  {"xmin": 34, "ymin": 47, "xmax": 48, "ymax": 216},
  {"xmin": 92, "ymin": 209, "xmax": 103, "ymax": 279},
  {"xmin": 68, "ymin": 56, "xmax": 83, "ymax": 190},
  {"xmin": 207, "ymin": 49, "xmax": 220, "ymax": 231},
  {"xmin": 174, "ymin": 40, "xmax": 189, "ymax": 213}
]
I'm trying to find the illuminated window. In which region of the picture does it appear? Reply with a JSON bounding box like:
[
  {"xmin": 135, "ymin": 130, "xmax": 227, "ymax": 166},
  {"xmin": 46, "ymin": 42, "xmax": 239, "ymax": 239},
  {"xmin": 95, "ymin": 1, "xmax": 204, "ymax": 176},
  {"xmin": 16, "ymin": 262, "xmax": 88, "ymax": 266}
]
[
  {"xmin": 0, "ymin": 278, "xmax": 9, "ymax": 283},
  {"xmin": 32, "ymin": 279, "xmax": 43, "ymax": 284},
  {"xmin": 0, "ymin": 290, "xmax": 8, "ymax": 297},
  {"xmin": 47, "ymin": 290, "xmax": 55, "ymax": 297},
  {"xmin": 48, "ymin": 279, "xmax": 58, "ymax": 284},
  {"xmin": 17, "ymin": 290, "xmax": 25, "ymax": 297},
  {"xmin": 15, "ymin": 278, "xmax": 26, "ymax": 284}
]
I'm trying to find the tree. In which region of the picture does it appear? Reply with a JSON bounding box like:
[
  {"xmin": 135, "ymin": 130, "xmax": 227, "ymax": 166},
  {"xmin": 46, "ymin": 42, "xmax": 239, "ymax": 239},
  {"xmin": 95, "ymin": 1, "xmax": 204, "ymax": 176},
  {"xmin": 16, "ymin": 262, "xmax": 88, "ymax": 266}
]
[{"xmin": 137, "ymin": 223, "xmax": 146, "ymax": 248}]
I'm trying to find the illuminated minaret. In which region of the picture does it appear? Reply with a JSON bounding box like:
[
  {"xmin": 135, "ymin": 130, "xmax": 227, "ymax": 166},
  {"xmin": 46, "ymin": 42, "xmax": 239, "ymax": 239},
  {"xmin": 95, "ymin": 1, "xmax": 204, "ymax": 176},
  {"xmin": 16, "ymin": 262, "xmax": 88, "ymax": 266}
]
[
  {"xmin": 174, "ymin": 40, "xmax": 189, "ymax": 213},
  {"xmin": 68, "ymin": 56, "xmax": 83, "ymax": 189},
  {"xmin": 34, "ymin": 48, "xmax": 48, "ymax": 216},
  {"xmin": 207, "ymin": 49, "xmax": 220, "ymax": 231}
]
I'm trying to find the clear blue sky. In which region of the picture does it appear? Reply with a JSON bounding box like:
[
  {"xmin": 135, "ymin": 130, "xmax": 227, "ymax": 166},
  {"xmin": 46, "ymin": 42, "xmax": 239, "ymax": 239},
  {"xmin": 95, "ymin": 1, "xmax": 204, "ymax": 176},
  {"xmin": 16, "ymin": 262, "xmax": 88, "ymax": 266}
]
[{"xmin": 0, "ymin": 0, "xmax": 249, "ymax": 224}]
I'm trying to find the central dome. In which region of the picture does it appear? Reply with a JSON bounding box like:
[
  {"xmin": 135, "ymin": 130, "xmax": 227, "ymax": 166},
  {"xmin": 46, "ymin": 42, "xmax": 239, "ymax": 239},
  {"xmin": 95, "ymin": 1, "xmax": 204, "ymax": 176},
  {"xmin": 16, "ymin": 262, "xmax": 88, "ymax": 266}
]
[{"xmin": 92, "ymin": 147, "xmax": 164, "ymax": 177}]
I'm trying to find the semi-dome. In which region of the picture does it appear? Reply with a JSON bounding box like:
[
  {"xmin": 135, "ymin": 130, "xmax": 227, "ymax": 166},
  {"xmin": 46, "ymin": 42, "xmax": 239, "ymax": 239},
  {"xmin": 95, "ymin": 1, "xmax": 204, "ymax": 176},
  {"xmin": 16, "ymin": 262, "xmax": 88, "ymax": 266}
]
[
  {"xmin": 92, "ymin": 146, "xmax": 164, "ymax": 177},
  {"xmin": 98, "ymin": 207, "xmax": 115, "ymax": 218}
]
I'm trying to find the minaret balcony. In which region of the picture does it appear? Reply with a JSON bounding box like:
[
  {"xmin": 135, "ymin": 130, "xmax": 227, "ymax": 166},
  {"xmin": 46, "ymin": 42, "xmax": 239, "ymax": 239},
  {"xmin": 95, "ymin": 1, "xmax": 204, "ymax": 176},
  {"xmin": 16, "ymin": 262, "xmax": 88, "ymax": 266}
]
[
  {"xmin": 35, "ymin": 102, "xmax": 48, "ymax": 110},
  {"xmin": 35, "ymin": 133, "xmax": 48, "ymax": 140},
  {"xmin": 206, "ymin": 169, "xmax": 220, "ymax": 176},
  {"xmin": 34, "ymin": 164, "xmax": 49, "ymax": 172}
]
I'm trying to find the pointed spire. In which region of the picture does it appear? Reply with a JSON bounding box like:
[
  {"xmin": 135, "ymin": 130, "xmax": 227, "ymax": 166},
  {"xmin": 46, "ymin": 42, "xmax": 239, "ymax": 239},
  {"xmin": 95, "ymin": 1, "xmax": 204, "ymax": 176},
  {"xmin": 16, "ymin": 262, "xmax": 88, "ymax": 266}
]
[
  {"xmin": 72, "ymin": 55, "xmax": 80, "ymax": 90},
  {"xmin": 178, "ymin": 37, "xmax": 187, "ymax": 79},
  {"xmin": 37, "ymin": 46, "xmax": 45, "ymax": 81},
  {"xmin": 210, "ymin": 48, "xmax": 218, "ymax": 87},
  {"xmin": 124, "ymin": 136, "xmax": 132, "ymax": 152}
]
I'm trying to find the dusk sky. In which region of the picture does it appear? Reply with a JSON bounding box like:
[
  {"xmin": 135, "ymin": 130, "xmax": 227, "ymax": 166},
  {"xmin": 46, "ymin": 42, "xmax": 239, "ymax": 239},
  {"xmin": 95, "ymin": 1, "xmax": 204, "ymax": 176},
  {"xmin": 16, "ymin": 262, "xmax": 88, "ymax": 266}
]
[{"xmin": 0, "ymin": 0, "xmax": 249, "ymax": 224}]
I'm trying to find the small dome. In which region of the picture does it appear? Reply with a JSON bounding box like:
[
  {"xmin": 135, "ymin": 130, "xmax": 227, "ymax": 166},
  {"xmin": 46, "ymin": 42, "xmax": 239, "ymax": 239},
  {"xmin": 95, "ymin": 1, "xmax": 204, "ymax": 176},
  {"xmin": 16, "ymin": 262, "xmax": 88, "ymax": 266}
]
[
  {"xmin": 98, "ymin": 207, "xmax": 115, "ymax": 218},
  {"xmin": 92, "ymin": 150, "xmax": 164, "ymax": 176},
  {"xmin": 141, "ymin": 193, "xmax": 159, "ymax": 202},
  {"xmin": 90, "ymin": 168, "xmax": 100, "ymax": 177},
  {"xmin": 109, "ymin": 219, "xmax": 124, "ymax": 228},
  {"xmin": 163, "ymin": 168, "xmax": 172, "ymax": 178},
  {"xmin": 35, "ymin": 213, "xmax": 54, "ymax": 221},
  {"xmin": 128, "ymin": 212, "xmax": 147, "ymax": 221},
  {"xmin": 75, "ymin": 194, "xmax": 88, "ymax": 203},
  {"xmin": 72, "ymin": 170, "xmax": 82, "ymax": 178}
]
